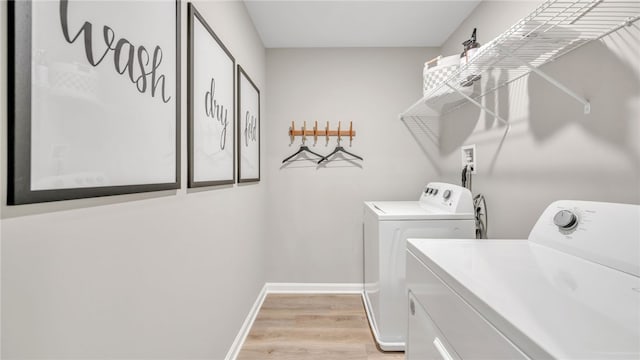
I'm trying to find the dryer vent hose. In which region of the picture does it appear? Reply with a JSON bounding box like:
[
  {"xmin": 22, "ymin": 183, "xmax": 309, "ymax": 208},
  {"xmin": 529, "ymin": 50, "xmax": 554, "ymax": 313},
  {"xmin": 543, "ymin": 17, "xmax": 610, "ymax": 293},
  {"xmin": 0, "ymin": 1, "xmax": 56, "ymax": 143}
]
[
  {"xmin": 474, "ymin": 193, "xmax": 488, "ymax": 239},
  {"xmin": 462, "ymin": 165, "xmax": 487, "ymax": 238}
]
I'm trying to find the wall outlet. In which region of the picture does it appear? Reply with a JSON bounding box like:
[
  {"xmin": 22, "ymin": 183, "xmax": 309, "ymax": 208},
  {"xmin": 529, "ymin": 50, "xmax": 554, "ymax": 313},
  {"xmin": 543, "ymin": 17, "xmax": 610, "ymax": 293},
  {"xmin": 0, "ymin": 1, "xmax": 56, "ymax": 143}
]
[{"xmin": 461, "ymin": 144, "xmax": 477, "ymax": 174}]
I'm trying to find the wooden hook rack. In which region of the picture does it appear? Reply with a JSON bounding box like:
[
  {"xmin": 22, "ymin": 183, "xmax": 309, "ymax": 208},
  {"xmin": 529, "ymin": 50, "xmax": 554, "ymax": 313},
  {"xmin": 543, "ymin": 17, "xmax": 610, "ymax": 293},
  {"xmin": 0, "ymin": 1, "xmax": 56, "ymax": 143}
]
[{"xmin": 288, "ymin": 121, "xmax": 356, "ymax": 145}]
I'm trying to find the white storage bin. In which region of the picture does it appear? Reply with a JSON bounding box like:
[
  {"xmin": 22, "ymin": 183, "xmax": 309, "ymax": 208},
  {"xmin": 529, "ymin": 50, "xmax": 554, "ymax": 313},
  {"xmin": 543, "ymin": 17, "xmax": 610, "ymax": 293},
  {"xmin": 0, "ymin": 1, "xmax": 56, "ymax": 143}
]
[{"xmin": 423, "ymin": 55, "xmax": 460, "ymax": 96}]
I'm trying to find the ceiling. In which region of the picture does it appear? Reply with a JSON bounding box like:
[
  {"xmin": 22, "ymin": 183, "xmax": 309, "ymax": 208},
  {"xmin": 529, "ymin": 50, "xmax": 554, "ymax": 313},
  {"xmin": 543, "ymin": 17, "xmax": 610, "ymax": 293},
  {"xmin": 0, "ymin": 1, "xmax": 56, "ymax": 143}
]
[{"xmin": 243, "ymin": 1, "xmax": 482, "ymax": 48}]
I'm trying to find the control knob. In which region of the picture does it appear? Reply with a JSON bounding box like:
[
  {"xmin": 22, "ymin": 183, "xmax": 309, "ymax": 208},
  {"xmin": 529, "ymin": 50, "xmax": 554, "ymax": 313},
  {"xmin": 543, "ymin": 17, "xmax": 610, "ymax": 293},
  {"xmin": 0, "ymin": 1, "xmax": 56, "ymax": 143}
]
[
  {"xmin": 443, "ymin": 190, "xmax": 452, "ymax": 200},
  {"xmin": 553, "ymin": 210, "xmax": 578, "ymax": 231}
]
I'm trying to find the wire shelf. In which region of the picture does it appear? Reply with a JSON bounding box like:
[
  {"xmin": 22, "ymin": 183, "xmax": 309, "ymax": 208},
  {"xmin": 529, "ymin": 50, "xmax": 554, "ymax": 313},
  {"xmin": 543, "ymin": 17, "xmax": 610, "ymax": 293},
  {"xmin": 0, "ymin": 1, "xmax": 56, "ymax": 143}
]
[{"xmin": 400, "ymin": 0, "xmax": 640, "ymax": 120}]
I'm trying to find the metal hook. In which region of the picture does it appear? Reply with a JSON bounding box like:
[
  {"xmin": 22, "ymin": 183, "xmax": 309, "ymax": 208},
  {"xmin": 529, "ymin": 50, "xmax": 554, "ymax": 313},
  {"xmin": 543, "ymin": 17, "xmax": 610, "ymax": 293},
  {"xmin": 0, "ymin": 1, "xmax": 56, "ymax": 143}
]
[
  {"xmin": 289, "ymin": 121, "xmax": 295, "ymax": 144},
  {"xmin": 313, "ymin": 121, "xmax": 318, "ymax": 146},
  {"xmin": 301, "ymin": 121, "xmax": 307, "ymax": 145},
  {"xmin": 325, "ymin": 121, "xmax": 330, "ymax": 146}
]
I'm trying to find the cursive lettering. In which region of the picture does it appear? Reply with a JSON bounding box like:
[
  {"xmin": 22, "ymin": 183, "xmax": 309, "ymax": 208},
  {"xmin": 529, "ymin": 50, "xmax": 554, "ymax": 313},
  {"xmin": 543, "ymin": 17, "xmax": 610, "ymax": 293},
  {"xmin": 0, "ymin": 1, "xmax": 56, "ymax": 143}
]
[
  {"xmin": 244, "ymin": 111, "xmax": 257, "ymax": 147},
  {"xmin": 204, "ymin": 78, "xmax": 229, "ymax": 150},
  {"xmin": 59, "ymin": 0, "xmax": 171, "ymax": 103}
]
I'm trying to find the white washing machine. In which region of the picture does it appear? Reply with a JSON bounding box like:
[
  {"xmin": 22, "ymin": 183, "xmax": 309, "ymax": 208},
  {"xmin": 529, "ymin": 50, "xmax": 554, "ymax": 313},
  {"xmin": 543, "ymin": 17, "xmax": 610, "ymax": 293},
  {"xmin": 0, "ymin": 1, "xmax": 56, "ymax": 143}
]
[
  {"xmin": 406, "ymin": 200, "xmax": 640, "ymax": 359},
  {"xmin": 363, "ymin": 182, "xmax": 475, "ymax": 351}
]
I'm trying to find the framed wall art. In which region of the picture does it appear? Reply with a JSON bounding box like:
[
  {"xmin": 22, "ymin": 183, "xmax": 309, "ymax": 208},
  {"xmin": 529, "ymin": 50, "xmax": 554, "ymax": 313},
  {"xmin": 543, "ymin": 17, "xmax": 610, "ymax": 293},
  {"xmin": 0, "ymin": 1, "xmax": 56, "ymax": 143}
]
[
  {"xmin": 187, "ymin": 3, "xmax": 235, "ymax": 187},
  {"xmin": 7, "ymin": 0, "xmax": 181, "ymax": 205},
  {"xmin": 237, "ymin": 65, "xmax": 260, "ymax": 183}
]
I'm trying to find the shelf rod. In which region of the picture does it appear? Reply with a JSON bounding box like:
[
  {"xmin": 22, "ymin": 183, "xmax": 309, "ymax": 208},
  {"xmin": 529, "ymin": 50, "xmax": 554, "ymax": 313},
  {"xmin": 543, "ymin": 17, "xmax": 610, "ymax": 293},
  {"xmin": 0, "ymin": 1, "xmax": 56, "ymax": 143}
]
[
  {"xmin": 596, "ymin": 15, "xmax": 640, "ymax": 40},
  {"xmin": 497, "ymin": 46, "xmax": 591, "ymax": 114},
  {"xmin": 444, "ymin": 83, "xmax": 511, "ymax": 132}
]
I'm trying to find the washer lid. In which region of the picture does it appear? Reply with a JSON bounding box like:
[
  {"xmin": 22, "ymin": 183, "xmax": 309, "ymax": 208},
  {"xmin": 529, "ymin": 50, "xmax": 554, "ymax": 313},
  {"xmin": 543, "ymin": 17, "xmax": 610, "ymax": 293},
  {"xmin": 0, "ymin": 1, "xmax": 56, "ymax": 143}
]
[
  {"xmin": 365, "ymin": 201, "xmax": 474, "ymax": 220},
  {"xmin": 407, "ymin": 239, "xmax": 640, "ymax": 360}
]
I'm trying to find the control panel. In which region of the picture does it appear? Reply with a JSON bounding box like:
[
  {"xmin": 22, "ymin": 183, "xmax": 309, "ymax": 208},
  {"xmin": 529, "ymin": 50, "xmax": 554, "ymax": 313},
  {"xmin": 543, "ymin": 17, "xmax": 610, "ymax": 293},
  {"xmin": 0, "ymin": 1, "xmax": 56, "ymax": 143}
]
[
  {"xmin": 419, "ymin": 182, "xmax": 473, "ymax": 214},
  {"xmin": 552, "ymin": 209, "xmax": 579, "ymax": 231},
  {"xmin": 529, "ymin": 200, "xmax": 640, "ymax": 277}
]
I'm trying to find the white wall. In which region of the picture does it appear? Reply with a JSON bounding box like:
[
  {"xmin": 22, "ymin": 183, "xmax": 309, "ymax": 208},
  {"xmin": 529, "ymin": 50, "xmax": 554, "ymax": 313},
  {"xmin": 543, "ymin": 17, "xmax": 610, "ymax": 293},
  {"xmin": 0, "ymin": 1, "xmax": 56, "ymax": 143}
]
[
  {"xmin": 1, "ymin": 1, "xmax": 267, "ymax": 359},
  {"xmin": 265, "ymin": 47, "xmax": 439, "ymax": 283},
  {"xmin": 437, "ymin": 1, "xmax": 640, "ymax": 238}
]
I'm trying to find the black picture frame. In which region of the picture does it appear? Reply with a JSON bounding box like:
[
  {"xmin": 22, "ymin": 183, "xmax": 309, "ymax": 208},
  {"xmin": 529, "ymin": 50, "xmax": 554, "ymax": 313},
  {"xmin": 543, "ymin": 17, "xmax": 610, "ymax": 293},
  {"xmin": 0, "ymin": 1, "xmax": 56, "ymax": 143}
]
[
  {"xmin": 187, "ymin": 3, "xmax": 236, "ymax": 188},
  {"xmin": 7, "ymin": 0, "xmax": 181, "ymax": 205},
  {"xmin": 237, "ymin": 65, "xmax": 260, "ymax": 183}
]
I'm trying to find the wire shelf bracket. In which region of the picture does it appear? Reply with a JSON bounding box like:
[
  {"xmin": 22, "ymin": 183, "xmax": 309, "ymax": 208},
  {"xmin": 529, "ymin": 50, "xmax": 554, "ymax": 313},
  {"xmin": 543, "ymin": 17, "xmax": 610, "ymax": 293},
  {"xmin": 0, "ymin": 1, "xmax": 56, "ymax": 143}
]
[
  {"xmin": 444, "ymin": 83, "xmax": 511, "ymax": 140},
  {"xmin": 444, "ymin": 83, "xmax": 510, "ymax": 128},
  {"xmin": 495, "ymin": 45, "xmax": 591, "ymax": 114}
]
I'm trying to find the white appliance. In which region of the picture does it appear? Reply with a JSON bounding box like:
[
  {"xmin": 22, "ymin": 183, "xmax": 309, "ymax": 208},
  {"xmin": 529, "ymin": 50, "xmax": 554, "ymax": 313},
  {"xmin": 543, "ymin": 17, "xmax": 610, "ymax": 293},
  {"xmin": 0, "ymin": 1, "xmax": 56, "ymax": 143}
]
[
  {"xmin": 406, "ymin": 200, "xmax": 640, "ymax": 359},
  {"xmin": 363, "ymin": 182, "xmax": 475, "ymax": 351}
]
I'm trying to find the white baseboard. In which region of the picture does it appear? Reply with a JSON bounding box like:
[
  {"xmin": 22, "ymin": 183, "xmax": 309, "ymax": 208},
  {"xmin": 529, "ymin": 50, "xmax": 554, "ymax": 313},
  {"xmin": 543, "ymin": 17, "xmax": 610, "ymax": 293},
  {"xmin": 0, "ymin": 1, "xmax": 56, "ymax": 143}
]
[
  {"xmin": 224, "ymin": 283, "xmax": 268, "ymax": 360},
  {"xmin": 265, "ymin": 282, "xmax": 363, "ymax": 294},
  {"xmin": 225, "ymin": 282, "xmax": 363, "ymax": 359}
]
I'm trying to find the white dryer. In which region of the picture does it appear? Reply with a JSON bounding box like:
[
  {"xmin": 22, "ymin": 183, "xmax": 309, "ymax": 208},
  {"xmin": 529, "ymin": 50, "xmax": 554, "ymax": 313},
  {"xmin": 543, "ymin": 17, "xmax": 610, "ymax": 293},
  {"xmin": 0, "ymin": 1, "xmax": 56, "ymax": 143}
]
[
  {"xmin": 363, "ymin": 182, "xmax": 475, "ymax": 351},
  {"xmin": 406, "ymin": 200, "xmax": 640, "ymax": 359}
]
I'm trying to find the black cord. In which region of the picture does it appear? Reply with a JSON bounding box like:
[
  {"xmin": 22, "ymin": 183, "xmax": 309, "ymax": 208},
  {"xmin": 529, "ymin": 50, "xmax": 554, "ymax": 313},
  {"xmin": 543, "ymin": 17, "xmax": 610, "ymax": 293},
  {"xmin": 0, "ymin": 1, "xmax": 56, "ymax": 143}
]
[{"xmin": 461, "ymin": 166, "xmax": 467, "ymax": 188}]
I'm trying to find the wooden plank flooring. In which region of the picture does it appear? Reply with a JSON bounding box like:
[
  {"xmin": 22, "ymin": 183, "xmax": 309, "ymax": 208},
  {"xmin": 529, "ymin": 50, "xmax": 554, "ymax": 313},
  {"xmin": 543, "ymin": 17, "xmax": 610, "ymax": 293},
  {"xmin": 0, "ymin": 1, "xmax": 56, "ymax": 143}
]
[{"xmin": 237, "ymin": 294, "xmax": 405, "ymax": 360}]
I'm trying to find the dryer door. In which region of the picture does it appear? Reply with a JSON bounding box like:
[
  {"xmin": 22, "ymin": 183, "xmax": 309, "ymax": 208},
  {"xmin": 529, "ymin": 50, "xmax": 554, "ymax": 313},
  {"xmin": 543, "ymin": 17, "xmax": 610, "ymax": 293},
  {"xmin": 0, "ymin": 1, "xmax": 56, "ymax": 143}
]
[{"xmin": 407, "ymin": 291, "xmax": 460, "ymax": 360}]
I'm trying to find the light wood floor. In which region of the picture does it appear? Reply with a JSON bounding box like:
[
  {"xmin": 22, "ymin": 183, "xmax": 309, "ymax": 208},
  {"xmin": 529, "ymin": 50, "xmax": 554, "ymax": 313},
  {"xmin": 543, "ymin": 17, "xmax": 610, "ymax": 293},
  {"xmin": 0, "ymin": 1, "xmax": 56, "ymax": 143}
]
[{"xmin": 237, "ymin": 294, "xmax": 405, "ymax": 360}]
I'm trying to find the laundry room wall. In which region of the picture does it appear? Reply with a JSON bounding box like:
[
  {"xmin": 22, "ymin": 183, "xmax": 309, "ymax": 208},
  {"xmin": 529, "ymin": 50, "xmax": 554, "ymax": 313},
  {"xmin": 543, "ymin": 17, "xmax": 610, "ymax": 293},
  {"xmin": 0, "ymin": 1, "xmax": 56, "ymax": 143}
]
[
  {"xmin": 437, "ymin": 1, "xmax": 640, "ymax": 238},
  {"xmin": 1, "ymin": 1, "xmax": 266, "ymax": 359},
  {"xmin": 265, "ymin": 47, "xmax": 440, "ymax": 283}
]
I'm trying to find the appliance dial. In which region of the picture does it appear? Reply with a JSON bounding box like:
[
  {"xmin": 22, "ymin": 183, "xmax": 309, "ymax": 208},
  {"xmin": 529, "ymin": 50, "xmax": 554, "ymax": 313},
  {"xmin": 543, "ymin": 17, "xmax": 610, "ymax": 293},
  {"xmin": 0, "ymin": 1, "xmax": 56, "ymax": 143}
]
[
  {"xmin": 443, "ymin": 189, "xmax": 452, "ymax": 200},
  {"xmin": 553, "ymin": 210, "xmax": 578, "ymax": 231}
]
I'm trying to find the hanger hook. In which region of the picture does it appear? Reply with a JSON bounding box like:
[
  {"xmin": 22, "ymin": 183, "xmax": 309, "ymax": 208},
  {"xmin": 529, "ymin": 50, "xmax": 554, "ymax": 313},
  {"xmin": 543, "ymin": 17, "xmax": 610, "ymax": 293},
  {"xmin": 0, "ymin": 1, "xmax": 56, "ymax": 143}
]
[
  {"xmin": 290, "ymin": 121, "xmax": 295, "ymax": 144},
  {"xmin": 325, "ymin": 121, "xmax": 330, "ymax": 146},
  {"xmin": 302, "ymin": 121, "xmax": 307, "ymax": 145},
  {"xmin": 313, "ymin": 121, "xmax": 318, "ymax": 146}
]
